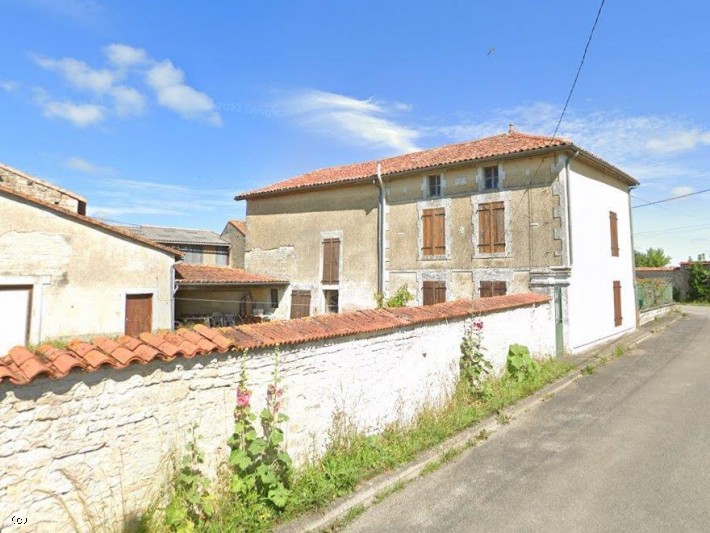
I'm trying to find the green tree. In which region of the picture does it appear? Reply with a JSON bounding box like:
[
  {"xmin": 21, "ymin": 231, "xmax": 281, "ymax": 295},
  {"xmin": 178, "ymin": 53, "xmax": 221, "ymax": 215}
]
[
  {"xmin": 634, "ymin": 247, "xmax": 671, "ymax": 267},
  {"xmin": 687, "ymin": 261, "xmax": 710, "ymax": 302}
]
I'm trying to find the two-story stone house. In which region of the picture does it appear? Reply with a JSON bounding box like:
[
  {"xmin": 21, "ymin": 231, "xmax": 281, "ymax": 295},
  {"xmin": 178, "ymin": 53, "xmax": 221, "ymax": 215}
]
[{"xmin": 236, "ymin": 128, "xmax": 639, "ymax": 354}]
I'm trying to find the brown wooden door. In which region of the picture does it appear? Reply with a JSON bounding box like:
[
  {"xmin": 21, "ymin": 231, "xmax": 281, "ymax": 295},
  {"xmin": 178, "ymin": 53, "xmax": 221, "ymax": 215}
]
[{"xmin": 125, "ymin": 294, "xmax": 153, "ymax": 337}]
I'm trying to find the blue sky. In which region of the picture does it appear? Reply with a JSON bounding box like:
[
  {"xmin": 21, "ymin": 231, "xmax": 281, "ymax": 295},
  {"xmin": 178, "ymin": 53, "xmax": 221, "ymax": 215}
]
[{"xmin": 1, "ymin": 0, "xmax": 708, "ymax": 264}]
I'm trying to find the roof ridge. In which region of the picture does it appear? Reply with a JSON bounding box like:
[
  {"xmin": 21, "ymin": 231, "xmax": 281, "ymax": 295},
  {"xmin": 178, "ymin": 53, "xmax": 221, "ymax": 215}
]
[
  {"xmin": 0, "ymin": 184, "xmax": 182, "ymax": 258},
  {"xmin": 236, "ymin": 130, "xmax": 576, "ymax": 199}
]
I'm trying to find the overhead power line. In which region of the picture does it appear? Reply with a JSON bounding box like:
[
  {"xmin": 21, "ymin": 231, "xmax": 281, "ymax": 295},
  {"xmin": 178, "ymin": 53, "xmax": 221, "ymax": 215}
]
[
  {"xmin": 551, "ymin": 0, "xmax": 607, "ymax": 139},
  {"xmin": 632, "ymin": 187, "xmax": 710, "ymax": 208}
]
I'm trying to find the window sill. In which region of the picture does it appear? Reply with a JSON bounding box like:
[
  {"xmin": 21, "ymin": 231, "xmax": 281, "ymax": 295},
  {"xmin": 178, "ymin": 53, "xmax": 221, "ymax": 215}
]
[
  {"xmin": 419, "ymin": 254, "xmax": 451, "ymax": 261},
  {"xmin": 472, "ymin": 252, "xmax": 511, "ymax": 259}
]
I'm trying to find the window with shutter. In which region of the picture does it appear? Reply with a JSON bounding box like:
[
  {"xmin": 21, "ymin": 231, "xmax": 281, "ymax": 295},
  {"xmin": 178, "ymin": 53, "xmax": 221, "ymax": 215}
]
[
  {"xmin": 477, "ymin": 201, "xmax": 505, "ymax": 254},
  {"xmin": 423, "ymin": 281, "xmax": 446, "ymax": 305},
  {"xmin": 613, "ymin": 281, "xmax": 622, "ymax": 326},
  {"xmin": 322, "ymin": 238, "xmax": 340, "ymax": 283},
  {"xmin": 610, "ymin": 211, "xmax": 619, "ymax": 257},
  {"xmin": 421, "ymin": 208, "xmax": 446, "ymax": 257},
  {"xmin": 479, "ymin": 281, "xmax": 506, "ymax": 298},
  {"xmin": 290, "ymin": 290, "xmax": 311, "ymax": 319}
]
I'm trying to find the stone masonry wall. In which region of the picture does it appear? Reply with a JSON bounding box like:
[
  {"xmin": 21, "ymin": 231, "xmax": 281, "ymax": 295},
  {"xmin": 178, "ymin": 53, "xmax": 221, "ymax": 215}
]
[
  {"xmin": 0, "ymin": 166, "xmax": 82, "ymax": 213},
  {"xmin": 0, "ymin": 301, "xmax": 553, "ymax": 532}
]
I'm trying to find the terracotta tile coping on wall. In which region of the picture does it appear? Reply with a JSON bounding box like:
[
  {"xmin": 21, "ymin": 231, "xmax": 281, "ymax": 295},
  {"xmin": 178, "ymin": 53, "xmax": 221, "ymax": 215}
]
[{"xmin": 0, "ymin": 293, "xmax": 549, "ymax": 387}]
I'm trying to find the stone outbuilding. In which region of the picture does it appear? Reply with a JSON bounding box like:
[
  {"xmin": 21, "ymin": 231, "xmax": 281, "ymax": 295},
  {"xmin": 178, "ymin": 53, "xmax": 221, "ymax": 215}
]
[{"xmin": 0, "ymin": 164, "xmax": 181, "ymax": 353}]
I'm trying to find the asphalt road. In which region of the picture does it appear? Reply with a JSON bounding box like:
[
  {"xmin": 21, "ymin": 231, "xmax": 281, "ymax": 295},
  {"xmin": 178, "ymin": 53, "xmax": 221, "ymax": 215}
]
[{"xmin": 346, "ymin": 306, "xmax": 710, "ymax": 532}]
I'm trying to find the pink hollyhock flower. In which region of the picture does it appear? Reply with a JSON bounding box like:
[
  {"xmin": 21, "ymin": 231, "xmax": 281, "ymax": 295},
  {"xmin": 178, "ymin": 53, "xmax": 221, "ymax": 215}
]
[
  {"xmin": 236, "ymin": 389, "xmax": 251, "ymax": 407},
  {"xmin": 472, "ymin": 319, "xmax": 484, "ymax": 331}
]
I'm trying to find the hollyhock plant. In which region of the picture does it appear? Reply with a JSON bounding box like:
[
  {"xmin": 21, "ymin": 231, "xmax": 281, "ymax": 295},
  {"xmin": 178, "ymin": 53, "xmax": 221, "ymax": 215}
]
[{"xmin": 228, "ymin": 348, "xmax": 292, "ymax": 510}]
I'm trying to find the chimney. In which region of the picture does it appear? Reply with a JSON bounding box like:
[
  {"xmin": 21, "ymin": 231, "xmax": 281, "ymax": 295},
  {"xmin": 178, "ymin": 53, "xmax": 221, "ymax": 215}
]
[{"xmin": 508, "ymin": 123, "xmax": 515, "ymax": 134}]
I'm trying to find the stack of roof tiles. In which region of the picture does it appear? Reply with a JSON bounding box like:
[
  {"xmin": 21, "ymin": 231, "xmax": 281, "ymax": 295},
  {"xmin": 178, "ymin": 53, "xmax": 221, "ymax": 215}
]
[{"xmin": 0, "ymin": 293, "xmax": 548, "ymax": 386}]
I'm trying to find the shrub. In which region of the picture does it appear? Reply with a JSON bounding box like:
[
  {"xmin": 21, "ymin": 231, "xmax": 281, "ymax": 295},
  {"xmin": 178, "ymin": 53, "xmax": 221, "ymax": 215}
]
[
  {"xmin": 374, "ymin": 284, "xmax": 414, "ymax": 308},
  {"xmin": 506, "ymin": 344, "xmax": 540, "ymax": 382},
  {"xmin": 687, "ymin": 262, "xmax": 710, "ymax": 302}
]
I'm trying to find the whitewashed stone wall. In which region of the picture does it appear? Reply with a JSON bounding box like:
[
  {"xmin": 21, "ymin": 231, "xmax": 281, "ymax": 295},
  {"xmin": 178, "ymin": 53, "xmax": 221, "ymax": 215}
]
[{"xmin": 0, "ymin": 301, "xmax": 553, "ymax": 531}]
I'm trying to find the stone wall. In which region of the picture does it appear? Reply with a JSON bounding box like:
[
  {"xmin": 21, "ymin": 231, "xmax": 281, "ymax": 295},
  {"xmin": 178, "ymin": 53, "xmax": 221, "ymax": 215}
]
[
  {"xmin": 0, "ymin": 299, "xmax": 553, "ymax": 532},
  {"xmin": 0, "ymin": 164, "xmax": 84, "ymax": 214}
]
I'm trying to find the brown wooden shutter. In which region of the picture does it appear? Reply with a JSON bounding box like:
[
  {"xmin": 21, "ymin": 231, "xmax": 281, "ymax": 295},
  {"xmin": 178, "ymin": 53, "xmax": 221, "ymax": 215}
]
[
  {"xmin": 434, "ymin": 281, "xmax": 446, "ymax": 304},
  {"xmin": 423, "ymin": 281, "xmax": 446, "ymax": 305},
  {"xmin": 610, "ymin": 211, "xmax": 619, "ymax": 257},
  {"xmin": 493, "ymin": 281, "xmax": 507, "ymax": 296},
  {"xmin": 432, "ymin": 208, "xmax": 445, "ymax": 255},
  {"xmin": 478, "ymin": 203, "xmax": 492, "ymax": 253},
  {"xmin": 125, "ymin": 294, "xmax": 152, "ymax": 336},
  {"xmin": 478, "ymin": 202, "xmax": 506, "ymax": 254},
  {"xmin": 422, "ymin": 209, "xmax": 433, "ymax": 255},
  {"xmin": 492, "ymin": 202, "xmax": 505, "ymax": 253},
  {"xmin": 479, "ymin": 281, "xmax": 493, "ymax": 298},
  {"xmin": 613, "ymin": 281, "xmax": 622, "ymax": 326},
  {"xmin": 290, "ymin": 290, "xmax": 311, "ymax": 319},
  {"xmin": 322, "ymin": 238, "xmax": 340, "ymax": 283}
]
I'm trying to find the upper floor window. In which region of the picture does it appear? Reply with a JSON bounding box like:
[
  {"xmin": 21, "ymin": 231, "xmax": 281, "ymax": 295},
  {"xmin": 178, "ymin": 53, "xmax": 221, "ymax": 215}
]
[
  {"xmin": 422, "ymin": 207, "xmax": 446, "ymax": 257},
  {"xmin": 477, "ymin": 201, "xmax": 505, "ymax": 254},
  {"xmin": 180, "ymin": 246, "xmax": 203, "ymax": 264},
  {"xmin": 427, "ymin": 175, "xmax": 442, "ymax": 197},
  {"xmin": 609, "ymin": 211, "xmax": 619, "ymax": 257},
  {"xmin": 484, "ymin": 166, "xmax": 499, "ymax": 190},
  {"xmin": 322, "ymin": 238, "xmax": 340, "ymax": 284}
]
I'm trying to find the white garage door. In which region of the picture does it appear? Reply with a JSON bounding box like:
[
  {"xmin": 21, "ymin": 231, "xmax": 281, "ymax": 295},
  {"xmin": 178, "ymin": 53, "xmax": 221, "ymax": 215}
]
[{"xmin": 0, "ymin": 286, "xmax": 32, "ymax": 354}]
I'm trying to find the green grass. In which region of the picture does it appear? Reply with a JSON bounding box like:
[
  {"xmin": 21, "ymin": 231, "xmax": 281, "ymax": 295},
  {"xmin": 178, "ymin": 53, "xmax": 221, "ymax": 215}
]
[{"xmin": 144, "ymin": 357, "xmax": 574, "ymax": 532}]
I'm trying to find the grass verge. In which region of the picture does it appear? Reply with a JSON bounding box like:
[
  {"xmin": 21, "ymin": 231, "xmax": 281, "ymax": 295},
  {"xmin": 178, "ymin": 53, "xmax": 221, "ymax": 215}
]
[{"xmin": 143, "ymin": 358, "xmax": 573, "ymax": 532}]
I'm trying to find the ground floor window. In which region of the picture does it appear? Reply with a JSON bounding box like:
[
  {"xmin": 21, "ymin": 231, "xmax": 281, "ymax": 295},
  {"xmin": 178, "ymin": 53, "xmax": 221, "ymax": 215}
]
[
  {"xmin": 423, "ymin": 281, "xmax": 446, "ymax": 305},
  {"xmin": 290, "ymin": 290, "xmax": 311, "ymax": 319},
  {"xmin": 479, "ymin": 281, "xmax": 507, "ymax": 298},
  {"xmin": 324, "ymin": 289, "xmax": 339, "ymax": 313}
]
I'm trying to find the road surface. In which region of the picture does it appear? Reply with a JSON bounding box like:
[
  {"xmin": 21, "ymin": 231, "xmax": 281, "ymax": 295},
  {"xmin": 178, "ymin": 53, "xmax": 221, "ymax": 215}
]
[{"xmin": 346, "ymin": 307, "xmax": 710, "ymax": 532}]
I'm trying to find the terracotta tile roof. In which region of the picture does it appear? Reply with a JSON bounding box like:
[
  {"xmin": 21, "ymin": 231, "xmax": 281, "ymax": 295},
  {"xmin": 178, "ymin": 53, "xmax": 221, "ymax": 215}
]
[
  {"xmin": 0, "ymin": 184, "xmax": 182, "ymax": 258},
  {"xmin": 0, "ymin": 293, "xmax": 548, "ymax": 386},
  {"xmin": 236, "ymin": 130, "xmax": 638, "ymax": 200},
  {"xmin": 229, "ymin": 220, "xmax": 247, "ymax": 235},
  {"xmin": 175, "ymin": 264, "xmax": 287, "ymax": 285}
]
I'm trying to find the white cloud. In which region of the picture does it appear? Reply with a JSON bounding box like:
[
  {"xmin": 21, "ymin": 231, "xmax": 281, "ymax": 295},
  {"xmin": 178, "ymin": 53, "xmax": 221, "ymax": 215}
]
[
  {"xmin": 109, "ymin": 85, "xmax": 145, "ymax": 116},
  {"xmin": 279, "ymin": 89, "xmax": 419, "ymax": 153},
  {"xmin": 0, "ymin": 80, "xmax": 18, "ymax": 92},
  {"xmin": 104, "ymin": 43, "xmax": 150, "ymax": 68},
  {"xmin": 647, "ymin": 130, "xmax": 710, "ymax": 155},
  {"xmin": 427, "ymin": 101, "xmax": 710, "ymax": 184},
  {"xmin": 65, "ymin": 157, "xmax": 114, "ymax": 175},
  {"xmin": 41, "ymin": 100, "xmax": 105, "ymax": 127},
  {"xmin": 671, "ymin": 186, "xmax": 694, "ymax": 197},
  {"xmin": 34, "ymin": 55, "xmax": 115, "ymax": 93},
  {"xmin": 28, "ymin": 43, "xmax": 220, "ymax": 126},
  {"xmin": 146, "ymin": 60, "xmax": 222, "ymax": 126},
  {"xmin": 87, "ymin": 177, "xmax": 234, "ymax": 218}
]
